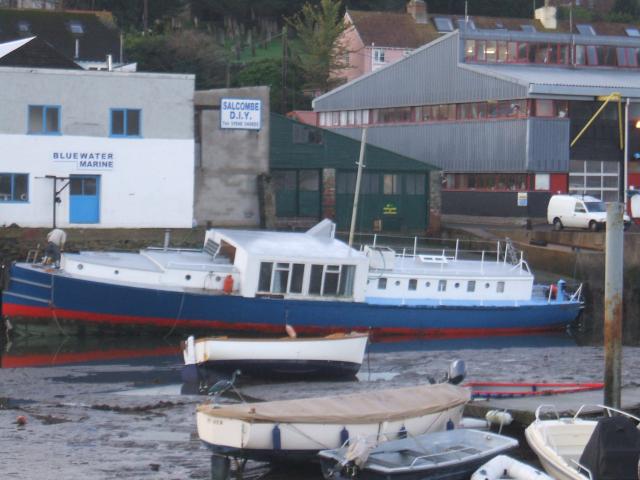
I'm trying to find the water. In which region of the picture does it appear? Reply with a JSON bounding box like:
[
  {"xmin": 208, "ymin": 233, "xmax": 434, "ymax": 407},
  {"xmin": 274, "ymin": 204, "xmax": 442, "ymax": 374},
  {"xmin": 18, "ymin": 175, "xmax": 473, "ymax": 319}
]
[{"xmin": 2, "ymin": 332, "xmax": 635, "ymax": 479}]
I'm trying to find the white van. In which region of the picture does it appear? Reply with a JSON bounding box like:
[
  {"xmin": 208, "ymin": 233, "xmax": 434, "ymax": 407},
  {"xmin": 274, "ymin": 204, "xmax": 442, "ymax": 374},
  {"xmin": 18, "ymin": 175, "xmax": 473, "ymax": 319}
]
[{"xmin": 547, "ymin": 194, "xmax": 630, "ymax": 231}]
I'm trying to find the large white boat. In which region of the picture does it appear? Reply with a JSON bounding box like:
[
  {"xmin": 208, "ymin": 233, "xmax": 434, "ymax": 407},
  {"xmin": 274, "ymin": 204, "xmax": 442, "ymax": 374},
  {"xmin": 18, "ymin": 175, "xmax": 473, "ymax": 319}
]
[{"xmin": 2, "ymin": 220, "xmax": 582, "ymax": 336}]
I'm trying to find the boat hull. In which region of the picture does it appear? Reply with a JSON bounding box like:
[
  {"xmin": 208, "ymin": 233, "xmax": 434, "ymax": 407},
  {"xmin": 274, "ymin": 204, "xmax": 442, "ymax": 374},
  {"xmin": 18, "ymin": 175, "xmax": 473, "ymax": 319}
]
[
  {"xmin": 196, "ymin": 405, "xmax": 465, "ymax": 462},
  {"xmin": 2, "ymin": 263, "xmax": 582, "ymax": 337}
]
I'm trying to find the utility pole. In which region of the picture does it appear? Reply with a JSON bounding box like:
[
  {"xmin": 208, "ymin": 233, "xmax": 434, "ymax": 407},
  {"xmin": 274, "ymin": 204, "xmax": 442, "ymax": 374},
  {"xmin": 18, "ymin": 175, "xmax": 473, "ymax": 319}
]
[
  {"xmin": 281, "ymin": 25, "xmax": 288, "ymax": 114},
  {"xmin": 604, "ymin": 202, "xmax": 624, "ymax": 409},
  {"xmin": 41, "ymin": 175, "xmax": 70, "ymax": 229},
  {"xmin": 349, "ymin": 128, "xmax": 367, "ymax": 248},
  {"xmin": 142, "ymin": 0, "xmax": 149, "ymax": 34}
]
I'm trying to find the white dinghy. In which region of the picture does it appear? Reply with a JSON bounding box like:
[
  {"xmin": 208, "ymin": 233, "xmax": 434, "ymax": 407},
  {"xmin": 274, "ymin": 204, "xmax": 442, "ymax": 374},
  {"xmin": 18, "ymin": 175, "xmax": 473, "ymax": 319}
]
[
  {"xmin": 197, "ymin": 382, "xmax": 470, "ymax": 464},
  {"xmin": 471, "ymin": 454, "xmax": 553, "ymax": 480},
  {"xmin": 525, "ymin": 404, "xmax": 640, "ymax": 480},
  {"xmin": 182, "ymin": 330, "xmax": 369, "ymax": 380}
]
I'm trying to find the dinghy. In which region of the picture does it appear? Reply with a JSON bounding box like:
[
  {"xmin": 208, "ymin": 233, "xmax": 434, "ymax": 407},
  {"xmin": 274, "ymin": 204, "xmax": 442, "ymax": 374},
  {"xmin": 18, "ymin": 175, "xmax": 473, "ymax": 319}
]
[
  {"xmin": 318, "ymin": 429, "xmax": 518, "ymax": 480},
  {"xmin": 196, "ymin": 383, "xmax": 470, "ymax": 463},
  {"xmin": 471, "ymin": 454, "xmax": 553, "ymax": 480},
  {"xmin": 182, "ymin": 330, "xmax": 369, "ymax": 381},
  {"xmin": 525, "ymin": 404, "xmax": 640, "ymax": 480}
]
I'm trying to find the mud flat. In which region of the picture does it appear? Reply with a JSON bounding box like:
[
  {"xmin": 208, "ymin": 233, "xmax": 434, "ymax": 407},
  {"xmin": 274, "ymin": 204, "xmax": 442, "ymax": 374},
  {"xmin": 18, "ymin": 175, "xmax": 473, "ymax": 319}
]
[{"xmin": 1, "ymin": 338, "xmax": 639, "ymax": 479}]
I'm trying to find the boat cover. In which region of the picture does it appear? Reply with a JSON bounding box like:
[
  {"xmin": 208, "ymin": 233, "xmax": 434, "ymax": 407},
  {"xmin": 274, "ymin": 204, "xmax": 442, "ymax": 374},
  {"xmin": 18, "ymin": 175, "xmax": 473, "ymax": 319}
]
[
  {"xmin": 578, "ymin": 416, "xmax": 640, "ymax": 480},
  {"xmin": 197, "ymin": 383, "xmax": 470, "ymax": 424}
]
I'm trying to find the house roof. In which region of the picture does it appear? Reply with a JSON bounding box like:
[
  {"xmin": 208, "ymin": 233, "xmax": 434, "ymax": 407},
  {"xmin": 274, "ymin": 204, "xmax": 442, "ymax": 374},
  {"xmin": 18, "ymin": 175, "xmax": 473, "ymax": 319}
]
[
  {"xmin": 346, "ymin": 10, "xmax": 438, "ymax": 48},
  {"xmin": 0, "ymin": 36, "xmax": 81, "ymax": 69},
  {"xmin": 462, "ymin": 63, "xmax": 640, "ymax": 98},
  {"xmin": 0, "ymin": 9, "xmax": 120, "ymax": 62}
]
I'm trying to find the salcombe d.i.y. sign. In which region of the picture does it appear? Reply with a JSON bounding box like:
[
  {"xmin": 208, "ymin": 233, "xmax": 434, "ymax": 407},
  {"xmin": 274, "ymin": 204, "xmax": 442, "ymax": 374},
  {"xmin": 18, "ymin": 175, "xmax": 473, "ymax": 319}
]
[{"xmin": 220, "ymin": 98, "xmax": 261, "ymax": 130}]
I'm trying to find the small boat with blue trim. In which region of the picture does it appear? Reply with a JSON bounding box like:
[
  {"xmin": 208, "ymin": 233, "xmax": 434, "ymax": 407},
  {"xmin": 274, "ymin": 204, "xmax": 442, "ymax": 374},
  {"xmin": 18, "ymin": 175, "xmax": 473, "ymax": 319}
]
[
  {"xmin": 1, "ymin": 219, "xmax": 582, "ymax": 336},
  {"xmin": 318, "ymin": 429, "xmax": 519, "ymax": 480}
]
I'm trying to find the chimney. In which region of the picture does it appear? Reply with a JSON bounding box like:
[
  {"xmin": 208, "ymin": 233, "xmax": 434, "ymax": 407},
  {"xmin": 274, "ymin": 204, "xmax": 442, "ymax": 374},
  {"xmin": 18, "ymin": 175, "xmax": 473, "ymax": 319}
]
[{"xmin": 407, "ymin": 0, "xmax": 428, "ymax": 24}]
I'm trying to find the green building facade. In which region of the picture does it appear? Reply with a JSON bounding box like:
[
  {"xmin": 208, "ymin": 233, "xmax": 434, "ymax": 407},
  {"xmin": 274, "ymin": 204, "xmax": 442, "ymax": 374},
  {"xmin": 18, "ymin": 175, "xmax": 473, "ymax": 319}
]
[{"xmin": 269, "ymin": 114, "xmax": 440, "ymax": 233}]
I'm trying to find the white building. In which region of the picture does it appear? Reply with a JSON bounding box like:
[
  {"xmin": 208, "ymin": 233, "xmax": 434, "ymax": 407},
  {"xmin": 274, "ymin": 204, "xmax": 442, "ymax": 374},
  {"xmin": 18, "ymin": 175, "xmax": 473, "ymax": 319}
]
[{"xmin": 0, "ymin": 66, "xmax": 195, "ymax": 228}]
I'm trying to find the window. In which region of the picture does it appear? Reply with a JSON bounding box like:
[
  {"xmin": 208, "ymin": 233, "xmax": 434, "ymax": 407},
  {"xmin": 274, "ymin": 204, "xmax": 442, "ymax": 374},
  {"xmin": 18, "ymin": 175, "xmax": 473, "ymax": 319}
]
[
  {"xmin": 408, "ymin": 279, "xmax": 417, "ymax": 291},
  {"xmin": 467, "ymin": 280, "xmax": 476, "ymax": 292},
  {"xmin": 293, "ymin": 124, "xmax": 323, "ymax": 144},
  {"xmin": 456, "ymin": 18, "xmax": 476, "ymax": 30},
  {"xmin": 405, "ymin": 174, "xmax": 425, "ymax": 195},
  {"xmin": 68, "ymin": 21, "xmax": 84, "ymax": 34},
  {"xmin": 28, "ymin": 106, "xmax": 60, "ymax": 134},
  {"xmin": 17, "ymin": 21, "xmax": 30, "ymax": 34},
  {"xmin": 576, "ymin": 24, "xmax": 595, "ymax": 35},
  {"xmin": 0, "ymin": 173, "xmax": 28, "ymax": 202},
  {"xmin": 110, "ymin": 109, "xmax": 141, "ymax": 137},
  {"xmin": 535, "ymin": 100, "xmax": 554, "ymax": 117},
  {"xmin": 497, "ymin": 281, "xmax": 505, "ymax": 293},
  {"xmin": 373, "ymin": 48, "xmax": 385, "ymax": 63},
  {"xmin": 383, "ymin": 174, "xmax": 401, "ymax": 194},
  {"xmin": 258, "ymin": 262, "xmax": 273, "ymax": 292},
  {"xmin": 378, "ymin": 278, "xmax": 387, "ymax": 290},
  {"xmin": 438, "ymin": 280, "xmax": 447, "ymax": 292},
  {"xmin": 569, "ymin": 160, "xmax": 619, "ymax": 202},
  {"xmin": 433, "ymin": 17, "xmax": 453, "ymax": 32},
  {"xmin": 626, "ymin": 28, "xmax": 640, "ymax": 37},
  {"xmin": 520, "ymin": 25, "xmax": 536, "ymax": 33}
]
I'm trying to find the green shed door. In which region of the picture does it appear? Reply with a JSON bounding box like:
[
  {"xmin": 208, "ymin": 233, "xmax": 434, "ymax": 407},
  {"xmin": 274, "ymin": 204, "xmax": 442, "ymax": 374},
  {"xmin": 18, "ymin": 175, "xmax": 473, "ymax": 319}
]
[
  {"xmin": 298, "ymin": 170, "xmax": 321, "ymax": 217},
  {"xmin": 273, "ymin": 170, "xmax": 297, "ymax": 216},
  {"xmin": 336, "ymin": 171, "xmax": 428, "ymax": 232}
]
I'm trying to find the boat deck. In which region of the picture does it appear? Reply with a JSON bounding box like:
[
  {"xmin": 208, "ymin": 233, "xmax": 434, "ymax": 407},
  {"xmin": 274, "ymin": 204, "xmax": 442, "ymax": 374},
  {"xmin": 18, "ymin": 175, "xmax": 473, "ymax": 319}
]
[
  {"xmin": 63, "ymin": 249, "xmax": 233, "ymax": 273},
  {"xmin": 375, "ymin": 256, "xmax": 533, "ymax": 279}
]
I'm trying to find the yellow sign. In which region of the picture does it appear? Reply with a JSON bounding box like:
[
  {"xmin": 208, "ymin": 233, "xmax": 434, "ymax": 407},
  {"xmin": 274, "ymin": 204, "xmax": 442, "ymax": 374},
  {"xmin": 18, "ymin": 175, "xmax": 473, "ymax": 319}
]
[{"xmin": 383, "ymin": 203, "xmax": 397, "ymax": 215}]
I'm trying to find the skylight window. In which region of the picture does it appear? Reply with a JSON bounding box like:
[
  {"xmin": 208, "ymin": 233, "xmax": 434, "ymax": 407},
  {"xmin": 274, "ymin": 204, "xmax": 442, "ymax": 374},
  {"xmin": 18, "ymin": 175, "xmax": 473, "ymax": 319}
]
[
  {"xmin": 434, "ymin": 17, "xmax": 454, "ymax": 32},
  {"xmin": 520, "ymin": 24, "xmax": 536, "ymax": 33},
  {"xmin": 576, "ymin": 24, "xmax": 596, "ymax": 35},
  {"xmin": 68, "ymin": 21, "xmax": 84, "ymax": 35},
  {"xmin": 625, "ymin": 27, "xmax": 640, "ymax": 37},
  {"xmin": 455, "ymin": 18, "xmax": 476, "ymax": 31},
  {"xmin": 17, "ymin": 21, "xmax": 30, "ymax": 33}
]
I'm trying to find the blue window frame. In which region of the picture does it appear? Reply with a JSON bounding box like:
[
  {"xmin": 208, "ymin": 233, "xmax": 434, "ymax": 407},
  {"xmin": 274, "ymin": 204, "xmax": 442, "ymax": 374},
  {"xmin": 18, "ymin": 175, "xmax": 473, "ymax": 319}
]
[
  {"xmin": 0, "ymin": 173, "xmax": 28, "ymax": 202},
  {"xmin": 28, "ymin": 105, "xmax": 61, "ymax": 135},
  {"xmin": 110, "ymin": 108, "xmax": 141, "ymax": 137}
]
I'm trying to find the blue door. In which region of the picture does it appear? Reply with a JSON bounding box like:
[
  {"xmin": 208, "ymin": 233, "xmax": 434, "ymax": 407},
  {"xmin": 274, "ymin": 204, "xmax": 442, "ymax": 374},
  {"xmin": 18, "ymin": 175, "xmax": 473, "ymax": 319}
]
[{"xmin": 69, "ymin": 175, "xmax": 100, "ymax": 223}]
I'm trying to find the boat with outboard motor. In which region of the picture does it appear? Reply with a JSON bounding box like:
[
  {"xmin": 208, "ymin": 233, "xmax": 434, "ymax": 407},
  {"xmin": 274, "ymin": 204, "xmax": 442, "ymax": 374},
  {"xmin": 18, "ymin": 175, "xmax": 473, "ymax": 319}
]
[
  {"xmin": 1, "ymin": 219, "xmax": 582, "ymax": 336},
  {"xmin": 525, "ymin": 404, "xmax": 640, "ymax": 480}
]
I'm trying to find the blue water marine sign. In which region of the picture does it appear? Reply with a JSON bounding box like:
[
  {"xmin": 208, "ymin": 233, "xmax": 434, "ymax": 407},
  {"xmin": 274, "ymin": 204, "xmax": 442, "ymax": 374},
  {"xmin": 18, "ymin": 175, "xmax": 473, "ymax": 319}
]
[{"xmin": 220, "ymin": 98, "xmax": 261, "ymax": 130}]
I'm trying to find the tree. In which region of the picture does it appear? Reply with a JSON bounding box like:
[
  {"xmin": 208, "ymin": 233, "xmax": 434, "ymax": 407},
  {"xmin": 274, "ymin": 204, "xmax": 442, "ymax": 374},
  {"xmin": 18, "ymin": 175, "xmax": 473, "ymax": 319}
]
[
  {"xmin": 612, "ymin": 0, "xmax": 639, "ymax": 19},
  {"xmin": 234, "ymin": 58, "xmax": 310, "ymax": 113},
  {"xmin": 125, "ymin": 31, "xmax": 227, "ymax": 88},
  {"xmin": 286, "ymin": 0, "xmax": 349, "ymax": 92}
]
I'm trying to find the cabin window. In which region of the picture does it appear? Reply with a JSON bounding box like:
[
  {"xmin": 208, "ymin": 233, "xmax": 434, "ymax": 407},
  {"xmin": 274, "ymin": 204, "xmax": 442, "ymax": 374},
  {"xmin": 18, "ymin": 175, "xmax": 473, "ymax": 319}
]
[
  {"xmin": 467, "ymin": 280, "xmax": 476, "ymax": 292},
  {"xmin": 309, "ymin": 265, "xmax": 323, "ymax": 294},
  {"xmin": 378, "ymin": 278, "xmax": 387, "ymax": 290},
  {"xmin": 408, "ymin": 279, "xmax": 417, "ymax": 291},
  {"xmin": 324, "ymin": 265, "xmax": 340, "ymax": 295},
  {"xmin": 338, "ymin": 265, "xmax": 356, "ymax": 296},
  {"xmin": 497, "ymin": 281, "xmax": 505, "ymax": 293},
  {"xmin": 290, "ymin": 264, "xmax": 304, "ymax": 293},
  {"xmin": 258, "ymin": 262, "xmax": 273, "ymax": 292},
  {"xmin": 438, "ymin": 280, "xmax": 447, "ymax": 292},
  {"xmin": 272, "ymin": 263, "xmax": 290, "ymax": 293}
]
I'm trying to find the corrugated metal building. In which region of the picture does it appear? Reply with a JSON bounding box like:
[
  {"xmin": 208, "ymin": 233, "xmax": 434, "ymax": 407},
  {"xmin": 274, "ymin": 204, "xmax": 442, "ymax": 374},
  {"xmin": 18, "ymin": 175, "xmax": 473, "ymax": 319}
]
[
  {"xmin": 270, "ymin": 114, "xmax": 440, "ymax": 233},
  {"xmin": 313, "ymin": 26, "xmax": 640, "ymax": 221}
]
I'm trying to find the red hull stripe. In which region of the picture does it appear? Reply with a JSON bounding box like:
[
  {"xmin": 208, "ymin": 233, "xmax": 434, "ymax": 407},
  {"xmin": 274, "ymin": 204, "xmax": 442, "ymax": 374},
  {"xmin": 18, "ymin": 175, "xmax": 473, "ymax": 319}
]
[
  {"xmin": 2, "ymin": 303, "xmax": 564, "ymax": 338},
  {"xmin": 2, "ymin": 345, "xmax": 179, "ymax": 368}
]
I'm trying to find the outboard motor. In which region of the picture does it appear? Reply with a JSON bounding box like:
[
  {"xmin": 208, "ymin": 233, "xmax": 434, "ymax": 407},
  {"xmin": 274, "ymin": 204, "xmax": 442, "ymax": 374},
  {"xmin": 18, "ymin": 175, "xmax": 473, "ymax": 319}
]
[
  {"xmin": 579, "ymin": 416, "xmax": 640, "ymax": 480},
  {"xmin": 447, "ymin": 359, "xmax": 466, "ymax": 385}
]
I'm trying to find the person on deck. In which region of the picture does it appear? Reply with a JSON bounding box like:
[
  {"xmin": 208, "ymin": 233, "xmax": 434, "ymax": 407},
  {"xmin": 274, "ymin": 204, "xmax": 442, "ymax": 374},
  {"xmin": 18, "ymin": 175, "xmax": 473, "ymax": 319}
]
[{"xmin": 44, "ymin": 228, "xmax": 66, "ymax": 268}]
